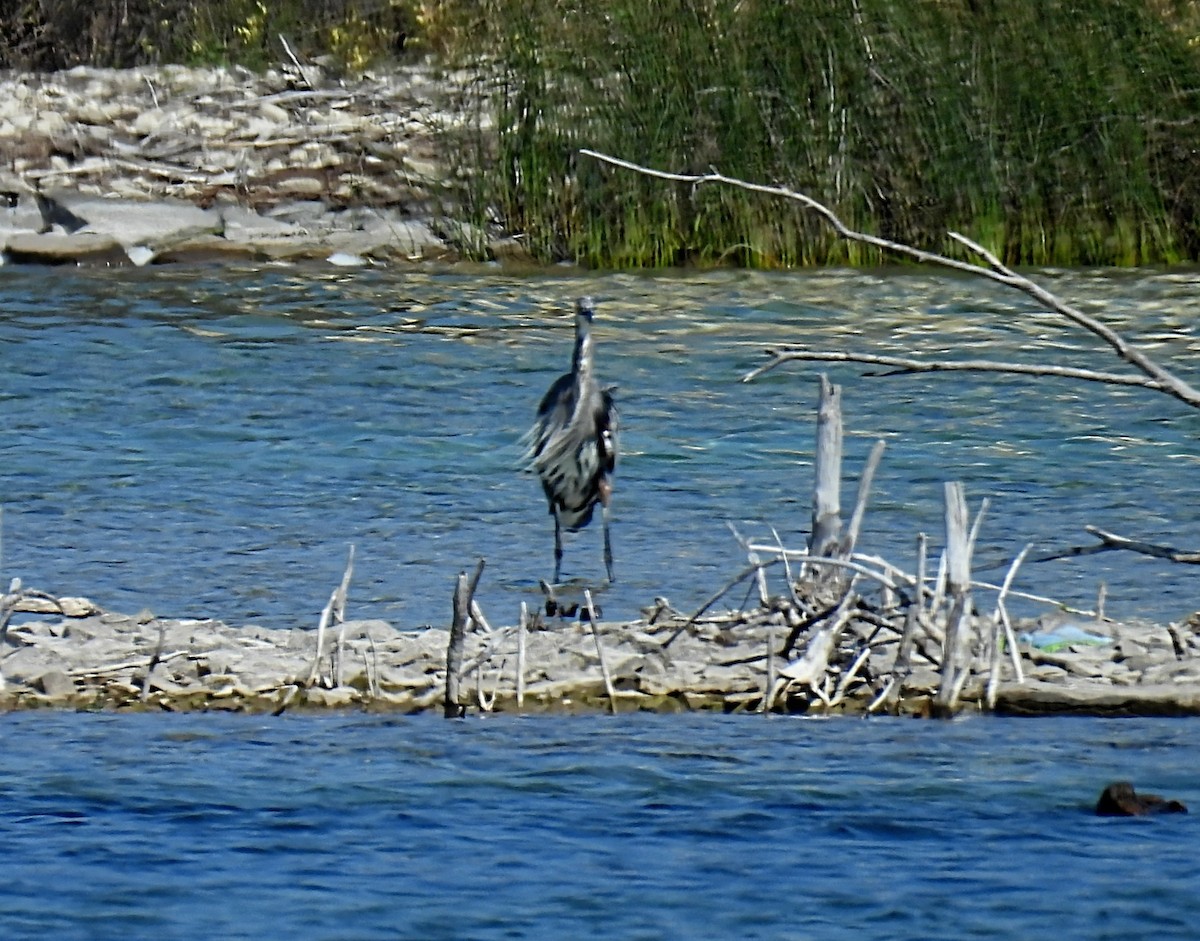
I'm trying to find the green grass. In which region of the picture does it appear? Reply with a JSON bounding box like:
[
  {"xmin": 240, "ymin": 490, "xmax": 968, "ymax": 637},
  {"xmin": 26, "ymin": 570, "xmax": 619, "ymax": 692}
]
[
  {"xmin": 440, "ymin": 0, "xmax": 1200, "ymax": 268},
  {"xmin": 7, "ymin": 0, "xmax": 1199, "ymax": 268}
]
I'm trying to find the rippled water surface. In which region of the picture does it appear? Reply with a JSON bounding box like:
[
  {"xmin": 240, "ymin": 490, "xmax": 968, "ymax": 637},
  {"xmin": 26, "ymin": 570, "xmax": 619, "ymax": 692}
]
[
  {"xmin": 5, "ymin": 266, "xmax": 1200, "ymax": 938},
  {"xmin": 4, "ymin": 263, "xmax": 1200, "ymax": 627},
  {"xmin": 2, "ymin": 712, "xmax": 1197, "ymax": 940}
]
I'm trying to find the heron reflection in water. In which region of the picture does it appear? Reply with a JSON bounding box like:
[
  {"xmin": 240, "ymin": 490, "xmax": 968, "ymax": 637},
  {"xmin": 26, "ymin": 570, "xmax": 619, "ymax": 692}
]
[{"xmin": 523, "ymin": 297, "xmax": 618, "ymax": 585}]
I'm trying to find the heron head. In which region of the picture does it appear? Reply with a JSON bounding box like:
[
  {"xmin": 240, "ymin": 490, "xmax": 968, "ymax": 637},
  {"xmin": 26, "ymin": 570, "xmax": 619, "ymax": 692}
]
[{"xmin": 575, "ymin": 296, "xmax": 596, "ymax": 322}]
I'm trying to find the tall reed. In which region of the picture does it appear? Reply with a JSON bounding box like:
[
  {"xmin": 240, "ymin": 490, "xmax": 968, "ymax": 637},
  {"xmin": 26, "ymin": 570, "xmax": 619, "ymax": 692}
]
[{"xmin": 442, "ymin": 0, "xmax": 1200, "ymax": 267}]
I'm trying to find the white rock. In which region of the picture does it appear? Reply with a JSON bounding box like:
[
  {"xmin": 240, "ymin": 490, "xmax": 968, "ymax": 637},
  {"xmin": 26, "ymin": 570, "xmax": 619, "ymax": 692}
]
[
  {"xmin": 4, "ymin": 231, "xmax": 125, "ymax": 263},
  {"xmin": 242, "ymin": 117, "xmax": 279, "ymax": 141},
  {"xmin": 272, "ymin": 176, "xmax": 327, "ymax": 197},
  {"xmin": 125, "ymin": 245, "xmax": 156, "ymax": 266},
  {"xmin": 133, "ymin": 108, "xmax": 166, "ymax": 135},
  {"xmin": 219, "ymin": 205, "xmax": 303, "ymax": 241},
  {"xmin": 35, "ymin": 112, "xmax": 68, "ymax": 135},
  {"xmin": 260, "ymin": 102, "xmax": 290, "ymax": 123},
  {"xmin": 41, "ymin": 191, "xmax": 222, "ymax": 248},
  {"xmin": 327, "ymin": 251, "xmax": 367, "ymax": 266}
]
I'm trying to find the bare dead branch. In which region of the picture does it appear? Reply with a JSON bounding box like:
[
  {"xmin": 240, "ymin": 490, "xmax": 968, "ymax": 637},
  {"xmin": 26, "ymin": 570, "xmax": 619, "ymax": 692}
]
[
  {"xmin": 1083, "ymin": 525, "xmax": 1200, "ymax": 564},
  {"xmin": 743, "ymin": 350, "xmax": 1166, "ymax": 389},
  {"xmin": 661, "ymin": 559, "xmax": 780, "ymax": 649},
  {"xmin": 845, "ymin": 439, "xmax": 886, "ymax": 556},
  {"xmin": 307, "ymin": 545, "xmax": 355, "ymax": 689},
  {"xmin": 986, "ymin": 543, "xmax": 1032, "ymax": 709},
  {"xmin": 579, "ymin": 148, "xmax": 1200, "ymax": 410},
  {"xmin": 584, "ymin": 589, "xmax": 618, "ymax": 714},
  {"xmin": 1031, "ymin": 526, "xmax": 1200, "ymax": 566},
  {"xmin": 139, "ymin": 622, "xmax": 167, "ymax": 702},
  {"xmin": 744, "ymin": 546, "xmax": 903, "ymax": 594},
  {"xmin": 516, "ymin": 601, "xmax": 527, "ymax": 709}
]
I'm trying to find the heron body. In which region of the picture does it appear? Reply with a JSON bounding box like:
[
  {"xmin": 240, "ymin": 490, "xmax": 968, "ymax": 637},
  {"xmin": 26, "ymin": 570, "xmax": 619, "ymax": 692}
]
[{"xmin": 524, "ymin": 297, "xmax": 618, "ymax": 584}]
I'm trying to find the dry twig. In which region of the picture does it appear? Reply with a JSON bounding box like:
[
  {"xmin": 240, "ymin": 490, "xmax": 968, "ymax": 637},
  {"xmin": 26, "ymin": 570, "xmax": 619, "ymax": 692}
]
[
  {"xmin": 986, "ymin": 543, "xmax": 1032, "ymax": 708},
  {"xmin": 307, "ymin": 545, "xmax": 355, "ymax": 688},
  {"xmin": 516, "ymin": 601, "xmax": 528, "ymax": 709},
  {"xmin": 585, "ymin": 590, "xmax": 618, "ymax": 714}
]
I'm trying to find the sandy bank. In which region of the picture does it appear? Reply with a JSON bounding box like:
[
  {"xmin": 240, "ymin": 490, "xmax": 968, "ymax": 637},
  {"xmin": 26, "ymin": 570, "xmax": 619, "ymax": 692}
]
[{"xmin": 6, "ymin": 588, "xmax": 1200, "ymax": 717}]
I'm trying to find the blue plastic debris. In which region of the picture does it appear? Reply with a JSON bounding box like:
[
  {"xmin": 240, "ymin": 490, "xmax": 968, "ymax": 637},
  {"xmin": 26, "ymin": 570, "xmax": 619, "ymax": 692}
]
[{"xmin": 1018, "ymin": 624, "xmax": 1113, "ymax": 652}]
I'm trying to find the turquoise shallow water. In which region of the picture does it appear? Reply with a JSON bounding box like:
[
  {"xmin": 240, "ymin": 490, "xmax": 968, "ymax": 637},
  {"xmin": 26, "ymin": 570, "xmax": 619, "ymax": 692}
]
[
  {"xmin": 3, "ymin": 264, "xmax": 1200, "ymax": 627},
  {"xmin": 1, "ymin": 711, "xmax": 1196, "ymax": 940}
]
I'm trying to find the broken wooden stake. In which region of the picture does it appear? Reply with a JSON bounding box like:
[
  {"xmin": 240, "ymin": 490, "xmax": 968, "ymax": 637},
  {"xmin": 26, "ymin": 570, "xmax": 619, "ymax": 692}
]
[
  {"xmin": 808, "ymin": 374, "xmax": 844, "ymax": 562},
  {"xmin": 516, "ymin": 601, "xmax": 527, "ymax": 709},
  {"xmin": 933, "ymin": 483, "xmax": 973, "ymax": 716},
  {"xmin": 307, "ymin": 544, "xmax": 355, "ymax": 689},
  {"xmin": 444, "ymin": 558, "xmax": 485, "ymax": 718}
]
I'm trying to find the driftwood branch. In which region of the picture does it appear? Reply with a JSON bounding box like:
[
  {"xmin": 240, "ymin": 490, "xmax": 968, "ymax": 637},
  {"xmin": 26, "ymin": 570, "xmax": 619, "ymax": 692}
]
[
  {"xmin": 661, "ymin": 559, "xmax": 779, "ymax": 648},
  {"xmin": 743, "ymin": 350, "xmax": 1167, "ymax": 389},
  {"xmin": 845, "ymin": 439, "xmax": 886, "ymax": 557},
  {"xmin": 933, "ymin": 482, "xmax": 973, "ymax": 717},
  {"xmin": 332, "ymin": 545, "xmax": 357, "ymax": 687},
  {"xmin": 1, "ymin": 579, "xmax": 53, "ymax": 648},
  {"xmin": 139, "ymin": 622, "xmax": 168, "ymax": 702},
  {"xmin": 579, "ymin": 149, "xmax": 1200, "ymax": 410},
  {"xmin": 307, "ymin": 544, "xmax": 355, "ymax": 688},
  {"xmin": 585, "ymin": 589, "xmax": 619, "ymax": 715},
  {"xmin": 278, "ymin": 34, "xmax": 316, "ymax": 90},
  {"xmin": 809, "ymin": 374, "xmax": 844, "ymax": 559},
  {"xmin": 880, "ymin": 532, "xmax": 929, "ymax": 714},
  {"xmin": 1033, "ymin": 525, "xmax": 1200, "ymax": 565},
  {"xmin": 986, "ymin": 543, "xmax": 1032, "ymax": 709},
  {"xmin": 516, "ymin": 601, "xmax": 528, "ymax": 709},
  {"xmin": 445, "ymin": 571, "xmax": 468, "ymax": 718},
  {"xmin": 746, "ymin": 548, "xmax": 903, "ymax": 595}
]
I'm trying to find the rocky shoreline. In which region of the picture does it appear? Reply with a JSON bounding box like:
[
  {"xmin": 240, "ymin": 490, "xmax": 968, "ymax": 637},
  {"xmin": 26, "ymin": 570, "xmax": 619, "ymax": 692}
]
[
  {"xmin": 6, "ymin": 587, "xmax": 1200, "ymax": 717},
  {"xmin": 0, "ymin": 61, "xmax": 509, "ymax": 266}
]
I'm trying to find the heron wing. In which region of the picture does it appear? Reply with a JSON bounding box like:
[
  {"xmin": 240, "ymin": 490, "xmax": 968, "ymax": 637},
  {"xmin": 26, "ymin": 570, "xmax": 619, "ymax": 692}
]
[
  {"xmin": 520, "ymin": 372, "xmax": 575, "ymax": 467},
  {"xmin": 523, "ymin": 377, "xmax": 618, "ymax": 532}
]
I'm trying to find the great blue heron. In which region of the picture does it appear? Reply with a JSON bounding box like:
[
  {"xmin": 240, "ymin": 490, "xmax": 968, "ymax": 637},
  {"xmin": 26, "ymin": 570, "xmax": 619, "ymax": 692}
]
[{"xmin": 523, "ymin": 296, "xmax": 618, "ymax": 584}]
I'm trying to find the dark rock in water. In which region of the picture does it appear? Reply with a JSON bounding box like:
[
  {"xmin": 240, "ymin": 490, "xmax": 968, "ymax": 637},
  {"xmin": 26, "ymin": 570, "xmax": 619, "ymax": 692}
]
[{"xmin": 1095, "ymin": 781, "xmax": 1188, "ymax": 817}]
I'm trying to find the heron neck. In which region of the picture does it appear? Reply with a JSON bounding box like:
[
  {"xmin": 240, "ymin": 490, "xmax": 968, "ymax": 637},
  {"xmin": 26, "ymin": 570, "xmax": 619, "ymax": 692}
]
[{"xmin": 571, "ymin": 326, "xmax": 594, "ymax": 384}]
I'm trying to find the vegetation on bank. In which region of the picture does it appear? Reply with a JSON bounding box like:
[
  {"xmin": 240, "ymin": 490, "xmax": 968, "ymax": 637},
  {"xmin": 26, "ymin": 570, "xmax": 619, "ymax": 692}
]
[
  {"xmin": 0, "ymin": 0, "xmax": 440, "ymax": 71},
  {"xmin": 439, "ymin": 0, "xmax": 1200, "ymax": 267},
  {"xmin": 3, "ymin": 1, "xmax": 1200, "ymax": 268}
]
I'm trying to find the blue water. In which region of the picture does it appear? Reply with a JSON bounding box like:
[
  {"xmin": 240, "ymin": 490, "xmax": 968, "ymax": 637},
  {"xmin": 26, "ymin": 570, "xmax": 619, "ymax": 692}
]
[
  {"xmin": 1, "ymin": 711, "xmax": 1196, "ymax": 939},
  {"xmin": 5, "ymin": 265, "xmax": 1200, "ymax": 938},
  {"xmin": 4, "ymin": 264, "xmax": 1200, "ymax": 631}
]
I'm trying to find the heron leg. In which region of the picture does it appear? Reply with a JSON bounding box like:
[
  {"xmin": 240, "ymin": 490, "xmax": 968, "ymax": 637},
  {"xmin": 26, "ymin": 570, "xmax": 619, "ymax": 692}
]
[
  {"xmin": 602, "ymin": 503, "xmax": 614, "ymax": 583},
  {"xmin": 553, "ymin": 514, "xmax": 563, "ymax": 584}
]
